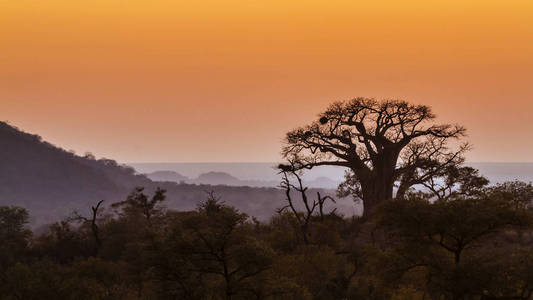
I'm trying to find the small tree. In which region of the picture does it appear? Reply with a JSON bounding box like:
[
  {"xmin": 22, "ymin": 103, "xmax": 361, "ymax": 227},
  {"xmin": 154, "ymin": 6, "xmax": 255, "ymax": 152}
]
[
  {"xmin": 487, "ymin": 181, "xmax": 533, "ymax": 210},
  {"xmin": 0, "ymin": 206, "xmax": 31, "ymax": 273},
  {"xmin": 277, "ymin": 163, "xmax": 336, "ymax": 244},
  {"xmin": 112, "ymin": 187, "xmax": 166, "ymax": 227},
  {"xmin": 157, "ymin": 193, "xmax": 275, "ymax": 300},
  {"xmin": 375, "ymin": 193, "xmax": 532, "ymax": 299},
  {"xmin": 69, "ymin": 200, "xmax": 105, "ymax": 256}
]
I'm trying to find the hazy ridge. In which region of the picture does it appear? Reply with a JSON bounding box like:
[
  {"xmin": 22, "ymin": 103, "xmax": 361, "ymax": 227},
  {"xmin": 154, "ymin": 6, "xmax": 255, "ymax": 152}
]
[{"xmin": 130, "ymin": 162, "xmax": 533, "ymax": 187}]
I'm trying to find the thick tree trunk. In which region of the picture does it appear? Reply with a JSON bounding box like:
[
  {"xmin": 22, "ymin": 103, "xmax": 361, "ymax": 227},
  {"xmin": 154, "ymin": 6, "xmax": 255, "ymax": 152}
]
[
  {"xmin": 361, "ymin": 178, "xmax": 394, "ymax": 218},
  {"xmin": 359, "ymin": 154, "xmax": 397, "ymax": 218}
]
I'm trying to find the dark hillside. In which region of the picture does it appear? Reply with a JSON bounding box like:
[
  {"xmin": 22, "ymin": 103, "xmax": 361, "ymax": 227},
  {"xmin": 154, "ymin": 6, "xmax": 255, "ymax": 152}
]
[
  {"xmin": 0, "ymin": 122, "xmax": 348, "ymax": 225},
  {"xmin": 0, "ymin": 122, "xmax": 151, "ymax": 224}
]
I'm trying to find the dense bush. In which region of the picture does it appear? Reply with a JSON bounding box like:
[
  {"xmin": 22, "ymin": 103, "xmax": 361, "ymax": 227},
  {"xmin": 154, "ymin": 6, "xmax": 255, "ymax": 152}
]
[{"xmin": 1, "ymin": 180, "xmax": 533, "ymax": 300}]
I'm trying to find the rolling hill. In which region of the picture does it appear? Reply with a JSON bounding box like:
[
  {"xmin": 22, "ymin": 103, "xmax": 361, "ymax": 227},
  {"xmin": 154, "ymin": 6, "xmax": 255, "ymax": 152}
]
[{"xmin": 0, "ymin": 122, "xmax": 349, "ymax": 226}]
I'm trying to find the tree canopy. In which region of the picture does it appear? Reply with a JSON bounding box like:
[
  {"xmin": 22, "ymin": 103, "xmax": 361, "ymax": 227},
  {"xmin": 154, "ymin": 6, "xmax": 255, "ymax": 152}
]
[{"xmin": 282, "ymin": 98, "xmax": 468, "ymax": 216}]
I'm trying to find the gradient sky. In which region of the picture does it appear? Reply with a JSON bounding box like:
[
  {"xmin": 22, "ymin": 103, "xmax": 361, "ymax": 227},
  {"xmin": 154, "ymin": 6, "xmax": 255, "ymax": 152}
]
[{"xmin": 1, "ymin": 0, "xmax": 532, "ymax": 162}]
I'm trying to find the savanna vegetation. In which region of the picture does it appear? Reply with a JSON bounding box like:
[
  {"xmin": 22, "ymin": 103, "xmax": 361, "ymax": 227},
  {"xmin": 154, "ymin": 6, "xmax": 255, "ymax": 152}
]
[{"xmin": 1, "ymin": 98, "xmax": 533, "ymax": 299}]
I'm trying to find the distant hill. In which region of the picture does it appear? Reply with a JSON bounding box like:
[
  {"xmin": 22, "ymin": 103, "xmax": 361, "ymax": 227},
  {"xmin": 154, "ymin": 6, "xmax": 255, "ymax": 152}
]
[
  {"xmin": 0, "ymin": 122, "xmax": 352, "ymax": 226},
  {"xmin": 306, "ymin": 176, "xmax": 341, "ymax": 189},
  {"xmin": 146, "ymin": 170, "xmax": 341, "ymax": 189},
  {"xmin": 146, "ymin": 170, "xmax": 190, "ymax": 183},
  {"xmin": 196, "ymin": 171, "xmax": 240, "ymax": 185},
  {"xmin": 132, "ymin": 162, "xmax": 533, "ymax": 186}
]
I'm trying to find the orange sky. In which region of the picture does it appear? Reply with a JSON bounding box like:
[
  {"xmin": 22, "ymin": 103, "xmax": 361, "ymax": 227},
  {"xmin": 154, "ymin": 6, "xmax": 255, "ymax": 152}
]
[{"xmin": 1, "ymin": 0, "xmax": 532, "ymax": 162}]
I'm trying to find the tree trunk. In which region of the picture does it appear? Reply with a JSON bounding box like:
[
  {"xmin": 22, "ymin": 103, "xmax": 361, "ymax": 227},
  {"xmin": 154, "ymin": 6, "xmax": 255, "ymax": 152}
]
[
  {"xmin": 360, "ymin": 166, "xmax": 395, "ymax": 218},
  {"xmin": 358, "ymin": 151, "xmax": 398, "ymax": 218}
]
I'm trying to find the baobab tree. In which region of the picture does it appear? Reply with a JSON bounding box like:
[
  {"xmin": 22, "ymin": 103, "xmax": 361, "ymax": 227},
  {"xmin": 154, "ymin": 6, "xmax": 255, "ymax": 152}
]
[{"xmin": 281, "ymin": 97, "xmax": 468, "ymax": 217}]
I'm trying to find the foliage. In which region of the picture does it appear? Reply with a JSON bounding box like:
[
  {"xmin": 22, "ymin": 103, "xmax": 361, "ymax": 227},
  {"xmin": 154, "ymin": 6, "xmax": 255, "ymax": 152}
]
[{"xmin": 1, "ymin": 179, "xmax": 533, "ymax": 299}]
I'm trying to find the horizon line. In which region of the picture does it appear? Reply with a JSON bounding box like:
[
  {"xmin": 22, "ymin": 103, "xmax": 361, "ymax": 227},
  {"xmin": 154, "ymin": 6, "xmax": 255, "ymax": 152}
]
[{"xmin": 127, "ymin": 161, "xmax": 533, "ymax": 164}]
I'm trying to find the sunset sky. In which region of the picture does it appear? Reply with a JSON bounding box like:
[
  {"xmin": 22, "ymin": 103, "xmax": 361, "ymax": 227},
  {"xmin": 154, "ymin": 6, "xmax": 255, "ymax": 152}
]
[{"xmin": 1, "ymin": 0, "xmax": 532, "ymax": 162}]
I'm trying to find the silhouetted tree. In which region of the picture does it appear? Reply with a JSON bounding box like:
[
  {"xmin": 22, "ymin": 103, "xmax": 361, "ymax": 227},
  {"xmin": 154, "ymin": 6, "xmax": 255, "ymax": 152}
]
[
  {"xmin": 111, "ymin": 187, "xmax": 166, "ymax": 227},
  {"xmin": 0, "ymin": 206, "xmax": 31, "ymax": 276},
  {"xmin": 34, "ymin": 220, "xmax": 91, "ymax": 264},
  {"xmin": 282, "ymin": 98, "xmax": 467, "ymax": 216},
  {"xmin": 157, "ymin": 194, "xmax": 275, "ymax": 299},
  {"xmin": 487, "ymin": 181, "xmax": 533, "ymax": 210},
  {"xmin": 277, "ymin": 163, "xmax": 336, "ymax": 244},
  {"xmin": 69, "ymin": 200, "xmax": 105, "ymax": 256},
  {"xmin": 374, "ymin": 193, "xmax": 533, "ymax": 299}
]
